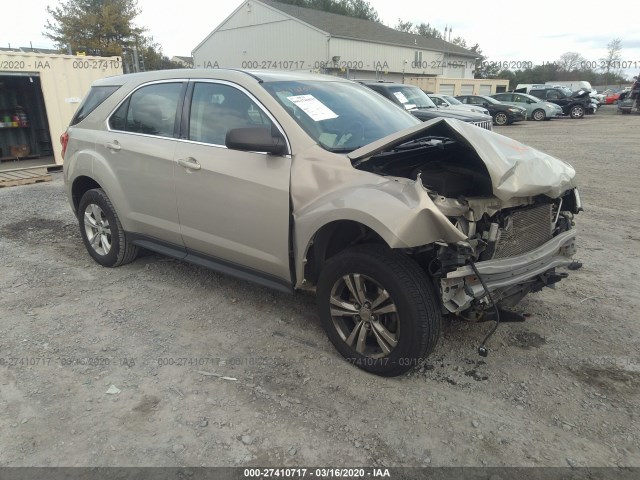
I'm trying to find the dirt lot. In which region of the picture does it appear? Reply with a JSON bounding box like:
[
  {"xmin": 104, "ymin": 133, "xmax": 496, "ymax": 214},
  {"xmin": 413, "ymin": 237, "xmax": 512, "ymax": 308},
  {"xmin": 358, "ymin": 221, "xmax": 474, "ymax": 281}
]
[{"xmin": 0, "ymin": 105, "xmax": 638, "ymax": 468}]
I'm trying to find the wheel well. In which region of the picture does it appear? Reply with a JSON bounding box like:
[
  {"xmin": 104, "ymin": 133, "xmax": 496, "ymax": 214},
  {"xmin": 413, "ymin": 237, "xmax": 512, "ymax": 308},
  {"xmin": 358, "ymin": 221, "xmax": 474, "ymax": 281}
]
[
  {"xmin": 72, "ymin": 176, "xmax": 102, "ymax": 211},
  {"xmin": 304, "ymin": 220, "xmax": 386, "ymax": 285}
]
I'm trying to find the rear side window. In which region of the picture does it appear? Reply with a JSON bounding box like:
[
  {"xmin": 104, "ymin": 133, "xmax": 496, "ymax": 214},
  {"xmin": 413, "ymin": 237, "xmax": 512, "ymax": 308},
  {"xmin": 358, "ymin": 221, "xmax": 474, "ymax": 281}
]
[
  {"xmin": 109, "ymin": 83, "xmax": 183, "ymax": 137},
  {"xmin": 70, "ymin": 86, "xmax": 120, "ymax": 126}
]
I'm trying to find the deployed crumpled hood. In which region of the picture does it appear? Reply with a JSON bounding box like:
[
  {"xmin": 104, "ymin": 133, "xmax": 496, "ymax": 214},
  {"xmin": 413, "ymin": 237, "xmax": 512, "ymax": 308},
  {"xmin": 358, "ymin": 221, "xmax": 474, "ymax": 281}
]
[
  {"xmin": 348, "ymin": 118, "xmax": 576, "ymax": 201},
  {"xmin": 571, "ymin": 89, "xmax": 590, "ymax": 99}
]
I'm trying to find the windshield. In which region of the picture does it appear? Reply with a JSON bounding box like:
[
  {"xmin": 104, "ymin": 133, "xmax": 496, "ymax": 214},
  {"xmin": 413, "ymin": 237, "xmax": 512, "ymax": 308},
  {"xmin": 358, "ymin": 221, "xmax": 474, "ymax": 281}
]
[
  {"xmin": 262, "ymin": 80, "xmax": 420, "ymax": 152},
  {"xmin": 442, "ymin": 95, "xmax": 462, "ymax": 105},
  {"xmin": 385, "ymin": 85, "xmax": 436, "ymax": 109}
]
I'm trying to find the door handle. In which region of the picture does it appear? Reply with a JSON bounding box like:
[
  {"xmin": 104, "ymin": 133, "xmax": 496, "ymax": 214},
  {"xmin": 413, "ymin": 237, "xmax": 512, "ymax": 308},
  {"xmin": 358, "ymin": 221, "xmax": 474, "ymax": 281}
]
[
  {"xmin": 178, "ymin": 157, "xmax": 201, "ymax": 170},
  {"xmin": 105, "ymin": 141, "xmax": 121, "ymax": 151}
]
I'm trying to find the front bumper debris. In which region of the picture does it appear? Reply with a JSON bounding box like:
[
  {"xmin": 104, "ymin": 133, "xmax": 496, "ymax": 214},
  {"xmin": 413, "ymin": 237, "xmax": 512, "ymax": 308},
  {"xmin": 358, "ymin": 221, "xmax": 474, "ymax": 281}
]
[{"xmin": 441, "ymin": 229, "xmax": 577, "ymax": 313}]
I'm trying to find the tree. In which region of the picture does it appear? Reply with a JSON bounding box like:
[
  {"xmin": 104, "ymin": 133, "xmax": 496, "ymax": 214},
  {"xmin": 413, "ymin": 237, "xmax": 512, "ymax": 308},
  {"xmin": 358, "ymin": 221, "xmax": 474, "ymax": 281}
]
[
  {"xmin": 415, "ymin": 23, "xmax": 442, "ymax": 39},
  {"xmin": 125, "ymin": 37, "xmax": 182, "ymax": 72},
  {"xmin": 44, "ymin": 0, "xmax": 144, "ymax": 56},
  {"xmin": 276, "ymin": 0, "xmax": 379, "ymax": 21},
  {"xmin": 600, "ymin": 38, "xmax": 622, "ymax": 86},
  {"xmin": 450, "ymin": 36, "xmax": 499, "ymax": 79},
  {"xmin": 557, "ymin": 52, "xmax": 587, "ymax": 72},
  {"xmin": 394, "ymin": 19, "xmax": 414, "ymax": 33},
  {"xmin": 347, "ymin": 0, "xmax": 379, "ymax": 21}
]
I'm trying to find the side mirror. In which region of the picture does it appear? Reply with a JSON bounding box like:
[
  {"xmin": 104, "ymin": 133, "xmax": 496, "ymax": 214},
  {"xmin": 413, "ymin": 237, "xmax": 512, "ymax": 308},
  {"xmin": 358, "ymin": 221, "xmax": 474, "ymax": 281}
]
[
  {"xmin": 225, "ymin": 127, "xmax": 287, "ymax": 155},
  {"xmin": 483, "ymin": 102, "xmax": 489, "ymax": 107},
  {"xmin": 527, "ymin": 100, "xmax": 534, "ymax": 104}
]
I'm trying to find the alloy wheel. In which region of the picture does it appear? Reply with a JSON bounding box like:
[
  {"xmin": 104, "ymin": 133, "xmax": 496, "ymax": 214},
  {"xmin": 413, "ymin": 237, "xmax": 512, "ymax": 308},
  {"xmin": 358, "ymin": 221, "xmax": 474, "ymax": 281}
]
[
  {"xmin": 329, "ymin": 273, "xmax": 400, "ymax": 358},
  {"xmin": 83, "ymin": 203, "xmax": 112, "ymax": 255}
]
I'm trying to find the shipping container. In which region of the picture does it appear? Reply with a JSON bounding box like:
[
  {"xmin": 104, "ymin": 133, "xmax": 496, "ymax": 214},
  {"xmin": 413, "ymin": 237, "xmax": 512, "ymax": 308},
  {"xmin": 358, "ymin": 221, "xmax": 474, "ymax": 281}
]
[{"xmin": 0, "ymin": 51, "xmax": 122, "ymax": 171}]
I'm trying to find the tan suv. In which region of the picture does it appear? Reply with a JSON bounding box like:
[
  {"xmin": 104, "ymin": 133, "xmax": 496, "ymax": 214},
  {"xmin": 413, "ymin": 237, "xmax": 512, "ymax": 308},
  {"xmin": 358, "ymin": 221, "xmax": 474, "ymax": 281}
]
[{"xmin": 63, "ymin": 69, "xmax": 581, "ymax": 376}]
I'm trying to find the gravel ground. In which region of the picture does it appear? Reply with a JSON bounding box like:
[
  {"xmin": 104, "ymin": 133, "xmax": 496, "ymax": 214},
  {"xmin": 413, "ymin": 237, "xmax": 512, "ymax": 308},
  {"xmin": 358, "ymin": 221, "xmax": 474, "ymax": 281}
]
[{"xmin": 0, "ymin": 105, "xmax": 638, "ymax": 467}]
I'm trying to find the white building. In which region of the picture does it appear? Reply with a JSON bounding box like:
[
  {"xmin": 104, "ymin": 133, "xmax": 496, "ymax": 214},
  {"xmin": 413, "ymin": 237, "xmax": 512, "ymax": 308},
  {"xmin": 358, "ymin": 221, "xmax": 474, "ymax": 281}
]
[{"xmin": 193, "ymin": 0, "xmax": 481, "ymax": 83}]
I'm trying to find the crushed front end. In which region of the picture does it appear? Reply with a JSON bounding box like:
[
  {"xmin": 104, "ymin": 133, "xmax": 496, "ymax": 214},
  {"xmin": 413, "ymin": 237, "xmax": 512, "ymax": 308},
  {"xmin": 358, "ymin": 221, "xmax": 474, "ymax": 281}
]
[
  {"xmin": 437, "ymin": 188, "xmax": 581, "ymax": 318},
  {"xmin": 350, "ymin": 118, "xmax": 582, "ymax": 321}
]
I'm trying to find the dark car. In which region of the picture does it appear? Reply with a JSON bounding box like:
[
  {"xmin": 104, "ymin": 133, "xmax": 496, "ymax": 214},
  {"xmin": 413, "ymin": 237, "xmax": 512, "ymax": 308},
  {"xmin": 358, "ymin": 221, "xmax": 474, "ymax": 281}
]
[
  {"xmin": 360, "ymin": 81, "xmax": 493, "ymax": 131},
  {"xmin": 527, "ymin": 87, "xmax": 590, "ymax": 119},
  {"xmin": 455, "ymin": 95, "xmax": 526, "ymax": 126},
  {"xmin": 617, "ymin": 91, "xmax": 634, "ymax": 114}
]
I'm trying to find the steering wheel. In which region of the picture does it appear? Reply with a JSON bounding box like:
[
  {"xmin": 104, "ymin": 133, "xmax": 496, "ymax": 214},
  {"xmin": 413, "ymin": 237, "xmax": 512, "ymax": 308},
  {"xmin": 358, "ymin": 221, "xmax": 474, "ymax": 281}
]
[{"xmin": 334, "ymin": 121, "xmax": 365, "ymax": 148}]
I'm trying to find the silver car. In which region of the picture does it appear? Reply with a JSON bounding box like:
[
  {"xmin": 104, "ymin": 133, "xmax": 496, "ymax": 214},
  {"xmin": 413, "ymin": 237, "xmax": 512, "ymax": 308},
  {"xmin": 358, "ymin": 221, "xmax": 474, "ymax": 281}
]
[
  {"xmin": 492, "ymin": 92, "xmax": 563, "ymax": 121},
  {"xmin": 63, "ymin": 70, "xmax": 581, "ymax": 376},
  {"xmin": 429, "ymin": 93, "xmax": 490, "ymax": 116}
]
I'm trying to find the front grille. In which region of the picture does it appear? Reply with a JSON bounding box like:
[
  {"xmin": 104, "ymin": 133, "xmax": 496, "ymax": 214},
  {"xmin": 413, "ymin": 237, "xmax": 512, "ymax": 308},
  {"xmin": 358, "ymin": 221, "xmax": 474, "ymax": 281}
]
[
  {"xmin": 493, "ymin": 204, "xmax": 553, "ymax": 259},
  {"xmin": 471, "ymin": 120, "xmax": 493, "ymax": 131}
]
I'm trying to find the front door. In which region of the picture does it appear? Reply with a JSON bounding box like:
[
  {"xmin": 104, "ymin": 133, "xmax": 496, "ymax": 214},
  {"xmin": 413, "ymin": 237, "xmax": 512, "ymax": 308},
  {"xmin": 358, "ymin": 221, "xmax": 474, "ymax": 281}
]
[{"xmin": 174, "ymin": 81, "xmax": 293, "ymax": 285}]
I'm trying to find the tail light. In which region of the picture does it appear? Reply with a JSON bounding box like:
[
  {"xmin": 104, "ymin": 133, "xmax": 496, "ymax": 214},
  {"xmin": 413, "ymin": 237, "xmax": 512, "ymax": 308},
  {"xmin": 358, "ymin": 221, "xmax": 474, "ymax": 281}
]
[{"xmin": 60, "ymin": 131, "xmax": 69, "ymax": 159}]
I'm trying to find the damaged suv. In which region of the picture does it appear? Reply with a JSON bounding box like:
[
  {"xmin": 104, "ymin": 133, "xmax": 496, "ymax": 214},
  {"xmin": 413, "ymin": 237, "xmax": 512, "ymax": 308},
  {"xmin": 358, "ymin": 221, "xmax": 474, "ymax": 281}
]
[{"xmin": 63, "ymin": 70, "xmax": 581, "ymax": 377}]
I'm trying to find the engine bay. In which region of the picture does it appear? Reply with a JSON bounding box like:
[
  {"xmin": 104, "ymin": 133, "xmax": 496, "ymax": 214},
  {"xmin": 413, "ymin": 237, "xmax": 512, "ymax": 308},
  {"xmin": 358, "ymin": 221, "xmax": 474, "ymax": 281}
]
[{"xmin": 354, "ymin": 136, "xmax": 493, "ymax": 198}]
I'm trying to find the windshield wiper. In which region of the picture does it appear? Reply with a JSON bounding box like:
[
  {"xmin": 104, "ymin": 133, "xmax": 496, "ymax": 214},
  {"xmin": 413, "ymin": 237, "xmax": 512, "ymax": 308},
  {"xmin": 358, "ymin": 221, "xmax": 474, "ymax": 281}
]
[{"xmin": 326, "ymin": 146, "xmax": 363, "ymax": 153}]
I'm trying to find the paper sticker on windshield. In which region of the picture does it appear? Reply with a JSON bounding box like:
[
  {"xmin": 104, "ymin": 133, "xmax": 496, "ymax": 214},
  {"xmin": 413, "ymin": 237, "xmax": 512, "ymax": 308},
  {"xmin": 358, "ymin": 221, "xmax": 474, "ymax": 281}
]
[
  {"xmin": 393, "ymin": 91, "xmax": 409, "ymax": 104},
  {"xmin": 287, "ymin": 95, "xmax": 338, "ymax": 121}
]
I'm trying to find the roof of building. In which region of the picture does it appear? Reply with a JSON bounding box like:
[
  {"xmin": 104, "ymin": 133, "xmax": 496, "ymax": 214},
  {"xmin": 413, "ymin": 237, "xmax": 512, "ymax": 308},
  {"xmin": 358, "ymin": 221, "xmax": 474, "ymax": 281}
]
[
  {"xmin": 259, "ymin": 0, "xmax": 478, "ymax": 58},
  {"xmin": 172, "ymin": 56, "xmax": 194, "ymax": 65},
  {"xmin": 0, "ymin": 46, "xmax": 60, "ymax": 54}
]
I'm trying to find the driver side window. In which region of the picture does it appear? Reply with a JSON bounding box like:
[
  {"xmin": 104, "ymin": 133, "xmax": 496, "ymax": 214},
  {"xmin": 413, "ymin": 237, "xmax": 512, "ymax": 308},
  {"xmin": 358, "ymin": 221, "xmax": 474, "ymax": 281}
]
[{"xmin": 189, "ymin": 83, "xmax": 272, "ymax": 146}]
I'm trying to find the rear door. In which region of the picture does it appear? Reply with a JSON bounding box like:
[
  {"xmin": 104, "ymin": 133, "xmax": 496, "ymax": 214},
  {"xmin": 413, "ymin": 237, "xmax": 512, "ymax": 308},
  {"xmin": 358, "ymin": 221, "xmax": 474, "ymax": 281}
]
[
  {"xmin": 173, "ymin": 80, "xmax": 293, "ymax": 286},
  {"xmin": 94, "ymin": 80, "xmax": 186, "ymax": 245}
]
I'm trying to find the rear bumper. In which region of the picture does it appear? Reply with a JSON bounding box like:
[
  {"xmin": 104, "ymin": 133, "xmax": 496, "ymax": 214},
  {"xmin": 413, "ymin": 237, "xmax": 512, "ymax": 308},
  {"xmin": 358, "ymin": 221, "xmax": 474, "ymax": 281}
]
[{"xmin": 441, "ymin": 229, "xmax": 577, "ymax": 313}]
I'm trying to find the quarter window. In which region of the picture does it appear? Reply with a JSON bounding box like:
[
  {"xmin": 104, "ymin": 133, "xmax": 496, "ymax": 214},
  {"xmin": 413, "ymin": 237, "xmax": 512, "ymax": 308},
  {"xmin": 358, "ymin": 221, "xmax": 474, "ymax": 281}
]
[
  {"xmin": 109, "ymin": 82, "xmax": 183, "ymax": 137},
  {"xmin": 188, "ymin": 83, "xmax": 272, "ymax": 145}
]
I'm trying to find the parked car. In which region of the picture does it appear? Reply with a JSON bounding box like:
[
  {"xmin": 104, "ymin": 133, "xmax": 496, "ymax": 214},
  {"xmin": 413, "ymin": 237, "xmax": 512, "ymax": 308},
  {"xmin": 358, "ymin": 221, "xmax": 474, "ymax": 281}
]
[
  {"xmin": 428, "ymin": 93, "xmax": 490, "ymax": 116},
  {"xmin": 455, "ymin": 95, "xmax": 527, "ymax": 125},
  {"xmin": 359, "ymin": 81, "xmax": 493, "ymax": 131},
  {"xmin": 528, "ymin": 87, "xmax": 591, "ymax": 119},
  {"xmin": 62, "ymin": 69, "xmax": 581, "ymax": 377},
  {"xmin": 491, "ymin": 92, "xmax": 562, "ymax": 121},
  {"xmin": 617, "ymin": 91, "xmax": 634, "ymax": 114},
  {"xmin": 605, "ymin": 92, "xmax": 622, "ymax": 104}
]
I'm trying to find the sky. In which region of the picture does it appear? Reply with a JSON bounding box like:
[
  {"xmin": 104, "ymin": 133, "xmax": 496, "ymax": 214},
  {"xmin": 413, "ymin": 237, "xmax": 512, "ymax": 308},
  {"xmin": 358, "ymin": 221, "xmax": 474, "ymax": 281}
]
[{"xmin": 3, "ymin": 0, "xmax": 640, "ymax": 78}]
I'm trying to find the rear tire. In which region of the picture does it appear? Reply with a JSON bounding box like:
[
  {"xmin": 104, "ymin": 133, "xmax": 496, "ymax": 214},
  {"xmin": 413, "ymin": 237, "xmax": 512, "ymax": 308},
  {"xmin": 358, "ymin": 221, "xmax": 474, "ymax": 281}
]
[
  {"xmin": 78, "ymin": 188, "xmax": 138, "ymax": 267},
  {"xmin": 316, "ymin": 245, "xmax": 441, "ymax": 377}
]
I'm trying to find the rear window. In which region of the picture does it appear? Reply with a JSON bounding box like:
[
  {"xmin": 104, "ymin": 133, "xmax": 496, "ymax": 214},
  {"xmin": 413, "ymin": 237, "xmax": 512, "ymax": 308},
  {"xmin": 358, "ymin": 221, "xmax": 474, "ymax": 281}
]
[{"xmin": 70, "ymin": 86, "xmax": 120, "ymax": 126}]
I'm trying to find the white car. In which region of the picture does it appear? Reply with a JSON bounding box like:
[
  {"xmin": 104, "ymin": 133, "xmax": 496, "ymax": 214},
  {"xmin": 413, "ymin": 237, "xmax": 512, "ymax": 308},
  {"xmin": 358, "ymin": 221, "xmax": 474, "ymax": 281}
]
[{"xmin": 429, "ymin": 94, "xmax": 490, "ymax": 116}]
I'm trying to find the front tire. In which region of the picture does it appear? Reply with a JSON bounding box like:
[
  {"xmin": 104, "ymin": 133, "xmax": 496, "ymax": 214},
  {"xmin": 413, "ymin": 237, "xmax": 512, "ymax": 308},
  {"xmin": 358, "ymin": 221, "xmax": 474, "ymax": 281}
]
[
  {"xmin": 493, "ymin": 112, "xmax": 509, "ymax": 126},
  {"xmin": 78, "ymin": 188, "xmax": 138, "ymax": 267},
  {"xmin": 570, "ymin": 105, "xmax": 585, "ymax": 119},
  {"xmin": 531, "ymin": 109, "xmax": 546, "ymax": 121},
  {"xmin": 316, "ymin": 245, "xmax": 441, "ymax": 377}
]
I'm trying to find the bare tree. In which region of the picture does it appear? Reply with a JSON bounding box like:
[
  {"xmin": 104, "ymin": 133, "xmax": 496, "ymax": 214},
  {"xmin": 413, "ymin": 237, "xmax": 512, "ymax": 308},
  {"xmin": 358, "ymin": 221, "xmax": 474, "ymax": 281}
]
[
  {"xmin": 600, "ymin": 38, "xmax": 622, "ymax": 86},
  {"xmin": 557, "ymin": 52, "xmax": 586, "ymax": 72}
]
